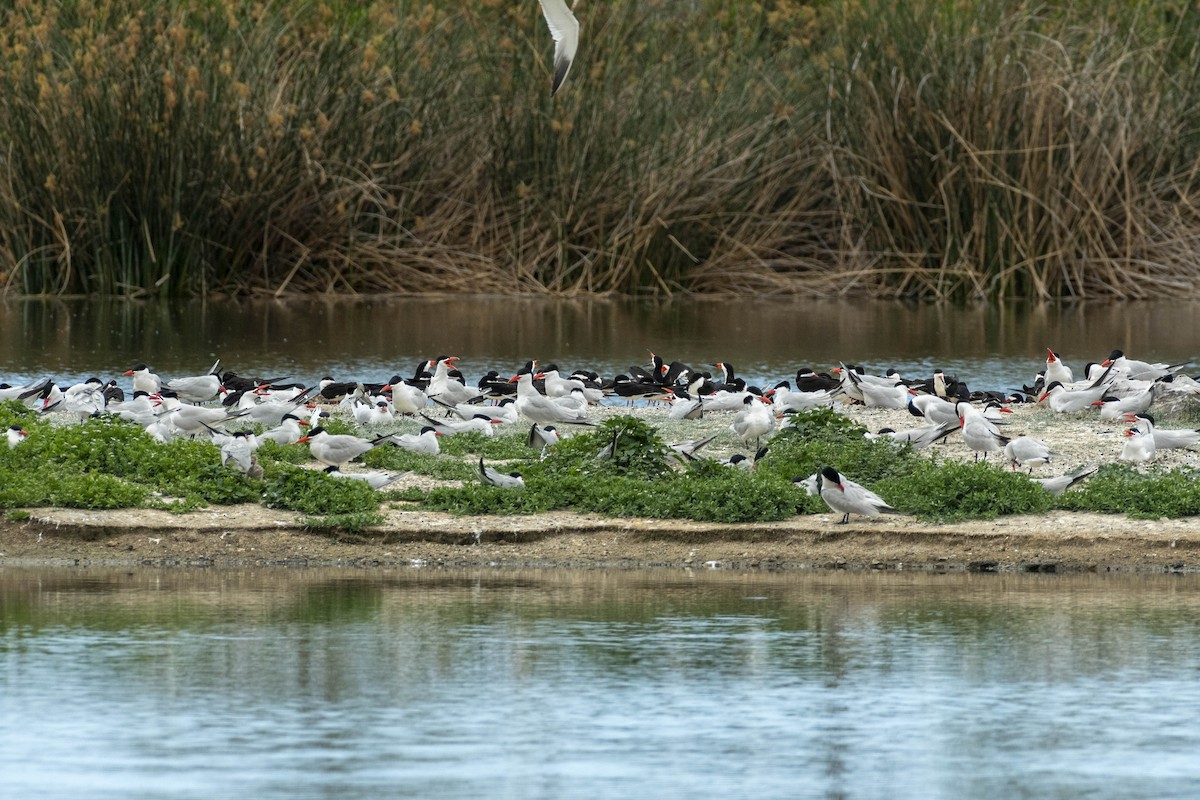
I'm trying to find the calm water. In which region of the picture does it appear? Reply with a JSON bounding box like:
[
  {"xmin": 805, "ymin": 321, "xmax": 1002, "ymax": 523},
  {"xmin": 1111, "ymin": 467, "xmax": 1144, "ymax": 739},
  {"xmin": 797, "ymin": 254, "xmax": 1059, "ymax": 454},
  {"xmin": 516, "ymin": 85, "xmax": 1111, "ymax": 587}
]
[
  {"xmin": 4, "ymin": 297, "xmax": 1200, "ymax": 393},
  {"xmin": 2, "ymin": 568, "xmax": 1200, "ymax": 799}
]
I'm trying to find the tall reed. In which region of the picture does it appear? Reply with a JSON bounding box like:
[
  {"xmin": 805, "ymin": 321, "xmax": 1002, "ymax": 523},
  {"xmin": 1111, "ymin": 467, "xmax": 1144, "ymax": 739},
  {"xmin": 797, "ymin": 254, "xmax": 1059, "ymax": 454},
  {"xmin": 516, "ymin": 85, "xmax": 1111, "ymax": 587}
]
[{"xmin": 1, "ymin": 0, "xmax": 1199, "ymax": 299}]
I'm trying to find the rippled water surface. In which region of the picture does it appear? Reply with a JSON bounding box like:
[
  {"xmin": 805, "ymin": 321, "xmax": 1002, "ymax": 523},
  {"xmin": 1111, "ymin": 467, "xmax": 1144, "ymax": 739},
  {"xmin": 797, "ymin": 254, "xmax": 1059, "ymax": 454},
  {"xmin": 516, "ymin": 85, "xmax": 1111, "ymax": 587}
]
[
  {"xmin": 3, "ymin": 568, "xmax": 1200, "ymax": 799},
  {"xmin": 4, "ymin": 297, "xmax": 1200, "ymax": 392}
]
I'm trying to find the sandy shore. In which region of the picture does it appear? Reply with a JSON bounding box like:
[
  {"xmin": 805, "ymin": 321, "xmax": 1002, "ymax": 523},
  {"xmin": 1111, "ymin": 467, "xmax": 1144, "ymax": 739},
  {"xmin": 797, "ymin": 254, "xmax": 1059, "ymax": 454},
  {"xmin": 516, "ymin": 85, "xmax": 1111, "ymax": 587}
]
[
  {"xmin": 3, "ymin": 503, "xmax": 1198, "ymax": 573},
  {"xmin": 4, "ymin": 395, "xmax": 1200, "ymax": 573}
]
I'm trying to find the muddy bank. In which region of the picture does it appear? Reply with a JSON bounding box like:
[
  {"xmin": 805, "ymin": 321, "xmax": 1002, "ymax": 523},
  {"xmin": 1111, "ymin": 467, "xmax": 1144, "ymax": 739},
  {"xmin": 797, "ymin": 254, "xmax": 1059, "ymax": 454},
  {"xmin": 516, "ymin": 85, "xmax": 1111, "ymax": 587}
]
[{"xmin": 2, "ymin": 505, "xmax": 1197, "ymax": 573}]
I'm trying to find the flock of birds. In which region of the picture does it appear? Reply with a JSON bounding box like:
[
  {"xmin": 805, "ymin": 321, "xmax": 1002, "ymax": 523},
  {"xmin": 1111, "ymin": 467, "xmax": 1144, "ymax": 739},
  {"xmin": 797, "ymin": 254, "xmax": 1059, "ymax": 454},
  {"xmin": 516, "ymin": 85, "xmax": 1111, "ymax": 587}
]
[{"xmin": 3, "ymin": 346, "xmax": 1199, "ymax": 523}]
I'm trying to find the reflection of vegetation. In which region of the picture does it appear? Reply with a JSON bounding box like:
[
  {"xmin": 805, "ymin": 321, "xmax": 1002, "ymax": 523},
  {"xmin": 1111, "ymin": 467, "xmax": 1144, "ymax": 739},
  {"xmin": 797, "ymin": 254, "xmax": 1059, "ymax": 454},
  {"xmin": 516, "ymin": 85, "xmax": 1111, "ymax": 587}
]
[{"xmin": 3, "ymin": 1, "xmax": 1199, "ymax": 299}]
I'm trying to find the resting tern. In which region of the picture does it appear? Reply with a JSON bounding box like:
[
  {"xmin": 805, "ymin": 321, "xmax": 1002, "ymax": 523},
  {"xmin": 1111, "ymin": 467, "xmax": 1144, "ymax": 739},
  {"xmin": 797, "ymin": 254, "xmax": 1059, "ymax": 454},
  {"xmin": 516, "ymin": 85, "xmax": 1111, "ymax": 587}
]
[
  {"xmin": 420, "ymin": 412, "xmax": 502, "ymax": 437},
  {"xmin": 811, "ymin": 466, "xmax": 904, "ymax": 524},
  {"xmin": 6, "ymin": 424, "xmax": 28, "ymax": 448},
  {"xmin": 325, "ymin": 467, "xmax": 409, "ymax": 490},
  {"xmin": 528, "ymin": 423, "xmax": 561, "ymax": 456},
  {"xmin": 296, "ymin": 426, "xmax": 392, "ymax": 468},
  {"xmin": 259, "ymin": 414, "xmax": 309, "ymax": 445},
  {"xmin": 1037, "ymin": 363, "xmax": 1115, "ymax": 413},
  {"xmin": 478, "ymin": 456, "xmax": 525, "ymax": 488},
  {"xmin": 1102, "ymin": 350, "xmax": 1186, "ymax": 382},
  {"xmin": 390, "ymin": 426, "xmax": 442, "ymax": 456},
  {"xmin": 1031, "ymin": 466, "xmax": 1098, "ymax": 496},
  {"xmin": 725, "ymin": 446, "xmax": 768, "ymax": 472},
  {"xmin": 864, "ymin": 422, "xmax": 958, "ymax": 450},
  {"xmin": 1120, "ymin": 424, "xmax": 1156, "ymax": 463},
  {"xmin": 425, "ymin": 357, "xmax": 483, "ymax": 406},
  {"xmin": 1124, "ymin": 414, "xmax": 1200, "ymax": 450},
  {"xmin": 666, "ymin": 433, "xmax": 717, "ymax": 466}
]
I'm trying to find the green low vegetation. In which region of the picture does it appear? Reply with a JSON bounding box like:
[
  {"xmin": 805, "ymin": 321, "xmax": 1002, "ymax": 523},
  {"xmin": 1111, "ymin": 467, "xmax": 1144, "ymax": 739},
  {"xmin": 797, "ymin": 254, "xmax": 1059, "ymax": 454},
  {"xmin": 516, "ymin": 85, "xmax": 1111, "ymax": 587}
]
[
  {"xmin": 3, "ymin": 401, "xmax": 1200, "ymax": 528},
  {"xmin": 3, "ymin": 0, "xmax": 1200, "ymax": 300}
]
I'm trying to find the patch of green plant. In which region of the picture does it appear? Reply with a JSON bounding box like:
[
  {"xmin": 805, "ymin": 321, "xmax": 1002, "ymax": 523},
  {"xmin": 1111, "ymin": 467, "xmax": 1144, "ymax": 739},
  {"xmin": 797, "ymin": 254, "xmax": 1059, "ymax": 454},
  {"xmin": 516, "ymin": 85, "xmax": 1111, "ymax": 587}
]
[
  {"xmin": 181, "ymin": 464, "xmax": 262, "ymax": 505},
  {"xmin": 1054, "ymin": 464, "xmax": 1200, "ymax": 519},
  {"xmin": 4, "ymin": 509, "xmax": 30, "ymax": 521},
  {"xmin": 875, "ymin": 459, "xmax": 1053, "ymax": 522},
  {"xmin": 262, "ymin": 466, "xmax": 380, "ymax": 514},
  {"xmin": 0, "ymin": 400, "xmax": 38, "ymax": 429},
  {"xmin": 255, "ymin": 439, "xmax": 310, "ymax": 466},
  {"xmin": 431, "ymin": 430, "xmax": 532, "ymax": 460},
  {"xmin": 301, "ymin": 512, "xmax": 386, "ymax": 533},
  {"xmin": 362, "ymin": 446, "xmax": 477, "ymax": 481},
  {"xmin": 420, "ymin": 456, "xmax": 802, "ymax": 523},
  {"xmin": 759, "ymin": 412, "xmax": 920, "ymax": 487},
  {"xmin": 539, "ymin": 416, "xmax": 670, "ymax": 481}
]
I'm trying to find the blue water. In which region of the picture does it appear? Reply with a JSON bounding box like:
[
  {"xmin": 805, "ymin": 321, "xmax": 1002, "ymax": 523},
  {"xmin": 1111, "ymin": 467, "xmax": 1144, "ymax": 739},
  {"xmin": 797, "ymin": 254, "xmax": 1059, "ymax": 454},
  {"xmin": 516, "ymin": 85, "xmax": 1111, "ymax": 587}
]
[{"xmin": 3, "ymin": 568, "xmax": 1199, "ymax": 799}]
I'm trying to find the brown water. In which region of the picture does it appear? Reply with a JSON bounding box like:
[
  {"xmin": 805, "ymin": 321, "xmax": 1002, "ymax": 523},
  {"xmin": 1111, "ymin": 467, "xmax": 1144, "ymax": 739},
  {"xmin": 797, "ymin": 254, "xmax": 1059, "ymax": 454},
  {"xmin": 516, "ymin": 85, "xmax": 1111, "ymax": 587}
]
[{"xmin": 2, "ymin": 296, "xmax": 1198, "ymax": 392}]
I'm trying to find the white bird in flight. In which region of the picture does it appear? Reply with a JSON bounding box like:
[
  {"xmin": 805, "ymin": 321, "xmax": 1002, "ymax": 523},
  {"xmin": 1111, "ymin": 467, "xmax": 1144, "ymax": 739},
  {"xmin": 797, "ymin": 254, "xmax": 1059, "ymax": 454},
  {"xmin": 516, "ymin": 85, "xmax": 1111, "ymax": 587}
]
[{"xmin": 537, "ymin": 0, "xmax": 579, "ymax": 96}]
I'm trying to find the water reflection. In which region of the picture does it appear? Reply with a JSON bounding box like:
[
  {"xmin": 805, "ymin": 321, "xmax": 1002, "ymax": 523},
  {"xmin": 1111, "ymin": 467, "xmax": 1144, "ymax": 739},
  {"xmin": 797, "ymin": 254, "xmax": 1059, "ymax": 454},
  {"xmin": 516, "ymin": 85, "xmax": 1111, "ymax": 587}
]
[
  {"xmin": 2, "ymin": 568, "xmax": 1200, "ymax": 798},
  {"xmin": 3, "ymin": 297, "xmax": 1200, "ymax": 390}
]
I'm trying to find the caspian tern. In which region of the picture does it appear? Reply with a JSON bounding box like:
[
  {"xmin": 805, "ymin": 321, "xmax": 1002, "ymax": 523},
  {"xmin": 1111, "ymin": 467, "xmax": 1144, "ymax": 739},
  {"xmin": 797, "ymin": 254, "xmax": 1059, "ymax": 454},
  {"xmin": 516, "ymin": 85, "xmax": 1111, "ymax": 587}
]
[
  {"xmin": 510, "ymin": 372, "xmax": 592, "ymax": 425},
  {"xmin": 164, "ymin": 404, "xmax": 246, "ymax": 436},
  {"xmin": 864, "ymin": 422, "xmax": 958, "ymax": 450},
  {"xmin": 771, "ymin": 382, "xmax": 833, "ymax": 413},
  {"xmin": 1102, "ymin": 350, "xmax": 1186, "ymax": 382},
  {"xmin": 1093, "ymin": 390, "xmax": 1153, "ymax": 421},
  {"xmin": 426, "ymin": 357, "xmax": 483, "ymax": 406},
  {"xmin": 536, "ymin": 0, "xmax": 579, "ymax": 96},
  {"xmin": 730, "ymin": 395, "xmax": 775, "ymax": 447},
  {"xmin": 957, "ymin": 401, "xmax": 1010, "ymax": 461},
  {"xmin": 259, "ymin": 414, "xmax": 309, "ymax": 445},
  {"xmin": 812, "ymin": 466, "xmax": 904, "ymax": 524},
  {"xmin": 420, "ymin": 412, "xmax": 502, "ymax": 437},
  {"xmin": 528, "ymin": 423, "xmax": 561, "ymax": 456},
  {"xmin": 1031, "ymin": 466, "xmax": 1098, "ymax": 495},
  {"xmin": 908, "ymin": 394, "xmax": 960, "ymax": 427},
  {"xmin": 478, "ymin": 456, "xmax": 525, "ymax": 488},
  {"xmin": 6, "ymin": 424, "xmax": 28, "ymax": 448},
  {"xmin": 63, "ymin": 377, "xmax": 107, "ymax": 421},
  {"xmin": 1044, "ymin": 349, "xmax": 1073, "ymax": 386},
  {"xmin": 1124, "ymin": 413, "xmax": 1200, "ymax": 450},
  {"xmin": 123, "ymin": 364, "xmax": 162, "ymax": 395},
  {"xmin": 325, "ymin": 467, "xmax": 409, "ymax": 490},
  {"xmin": 725, "ymin": 446, "xmax": 768, "ymax": 472},
  {"xmin": 164, "ymin": 360, "xmax": 223, "ymax": 403},
  {"xmin": 215, "ymin": 429, "xmax": 261, "ymax": 475},
  {"xmin": 1003, "ymin": 435, "xmax": 1053, "ymax": 472},
  {"xmin": 390, "ymin": 426, "xmax": 442, "ymax": 455},
  {"xmin": 1037, "ymin": 363, "xmax": 1115, "ymax": 413},
  {"xmin": 666, "ymin": 433, "xmax": 717, "ymax": 466},
  {"xmin": 1120, "ymin": 424, "xmax": 1156, "ymax": 463},
  {"xmin": 296, "ymin": 426, "xmax": 392, "ymax": 468}
]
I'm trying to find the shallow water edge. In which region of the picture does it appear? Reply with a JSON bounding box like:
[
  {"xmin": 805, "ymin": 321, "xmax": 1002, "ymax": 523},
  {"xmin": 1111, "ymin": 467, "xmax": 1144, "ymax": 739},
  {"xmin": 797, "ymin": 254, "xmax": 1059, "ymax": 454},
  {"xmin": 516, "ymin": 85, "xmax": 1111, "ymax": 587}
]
[{"xmin": 3, "ymin": 505, "xmax": 1197, "ymax": 574}]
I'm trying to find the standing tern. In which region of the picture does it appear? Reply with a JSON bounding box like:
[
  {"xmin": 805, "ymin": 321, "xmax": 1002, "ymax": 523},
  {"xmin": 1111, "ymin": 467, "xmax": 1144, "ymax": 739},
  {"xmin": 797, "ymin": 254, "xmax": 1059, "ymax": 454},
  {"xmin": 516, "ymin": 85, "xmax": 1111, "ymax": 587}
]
[
  {"xmin": 957, "ymin": 401, "xmax": 1009, "ymax": 461},
  {"xmin": 1003, "ymin": 436, "xmax": 1053, "ymax": 472},
  {"xmin": 810, "ymin": 466, "xmax": 904, "ymax": 525},
  {"xmin": 510, "ymin": 372, "xmax": 593, "ymax": 425}
]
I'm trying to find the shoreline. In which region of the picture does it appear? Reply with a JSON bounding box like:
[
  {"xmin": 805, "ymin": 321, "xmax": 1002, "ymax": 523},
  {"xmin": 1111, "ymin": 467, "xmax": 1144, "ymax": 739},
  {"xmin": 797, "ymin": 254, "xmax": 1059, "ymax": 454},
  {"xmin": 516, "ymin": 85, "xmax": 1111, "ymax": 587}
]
[{"xmin": 3, "ymin": 504, "xmax": 1198, "ymax": 574}]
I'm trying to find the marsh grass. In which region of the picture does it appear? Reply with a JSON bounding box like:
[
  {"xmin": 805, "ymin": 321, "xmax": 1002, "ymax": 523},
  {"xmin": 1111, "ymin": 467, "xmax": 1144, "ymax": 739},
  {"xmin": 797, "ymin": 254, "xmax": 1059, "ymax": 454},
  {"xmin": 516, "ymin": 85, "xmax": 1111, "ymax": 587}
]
[{"xmin": 6, "ymin": 1, "xmax": 1199, "ymax": 299}]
